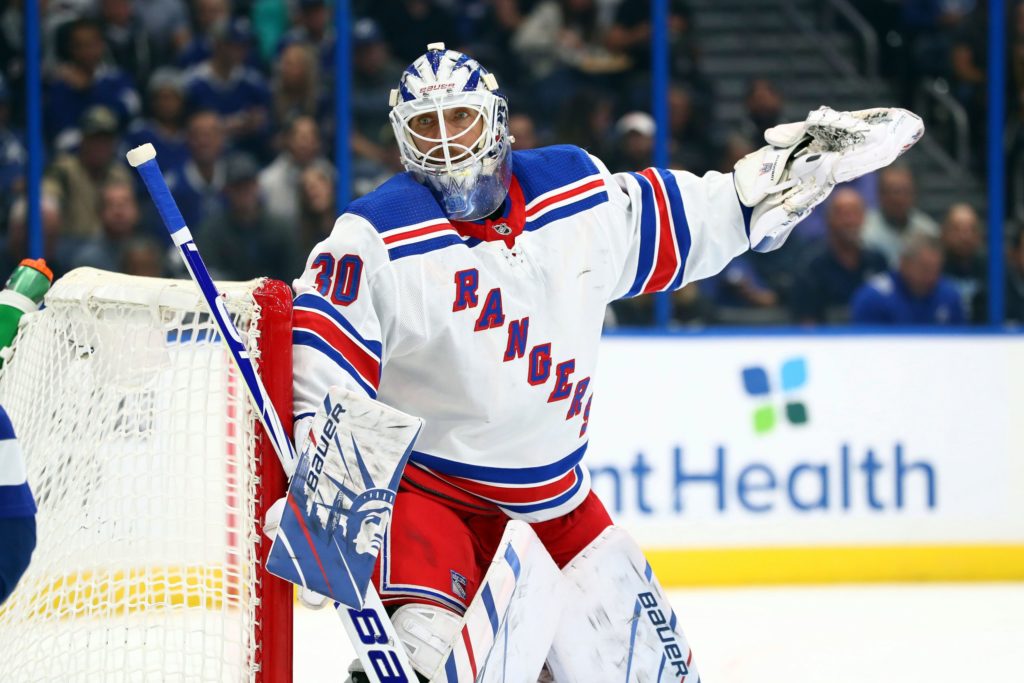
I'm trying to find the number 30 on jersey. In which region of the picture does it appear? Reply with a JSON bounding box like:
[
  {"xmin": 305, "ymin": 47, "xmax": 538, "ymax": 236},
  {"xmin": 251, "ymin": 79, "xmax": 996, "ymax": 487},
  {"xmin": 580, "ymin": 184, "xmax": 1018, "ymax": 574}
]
[{"xmin": 312, "ymin": 253, "xmax": 362, "ymax": 306}]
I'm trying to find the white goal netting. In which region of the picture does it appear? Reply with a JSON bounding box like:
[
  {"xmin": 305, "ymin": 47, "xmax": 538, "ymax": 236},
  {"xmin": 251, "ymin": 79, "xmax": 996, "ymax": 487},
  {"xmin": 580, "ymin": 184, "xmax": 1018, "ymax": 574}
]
[{"xmin": 0, "ymin": 269, "xmax": 291, "ymax": 682}]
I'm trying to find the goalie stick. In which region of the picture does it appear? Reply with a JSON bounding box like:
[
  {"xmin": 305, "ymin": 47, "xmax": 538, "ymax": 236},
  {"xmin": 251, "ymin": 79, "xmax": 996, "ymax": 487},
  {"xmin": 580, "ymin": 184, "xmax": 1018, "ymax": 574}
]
[{"xmin": 127, "ymin": 143, "xmax": 419, "ymax": 683}]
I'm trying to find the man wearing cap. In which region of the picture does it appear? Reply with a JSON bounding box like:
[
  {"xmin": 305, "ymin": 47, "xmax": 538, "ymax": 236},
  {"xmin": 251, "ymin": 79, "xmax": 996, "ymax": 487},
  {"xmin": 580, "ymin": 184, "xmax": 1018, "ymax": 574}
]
[
  {"xmin": 43, "ymin": 105, "xmax": 133, "ymax": 241},
  {"xmin": 197, "ymin": 152, "xmax": 299, "ymax": 281}
]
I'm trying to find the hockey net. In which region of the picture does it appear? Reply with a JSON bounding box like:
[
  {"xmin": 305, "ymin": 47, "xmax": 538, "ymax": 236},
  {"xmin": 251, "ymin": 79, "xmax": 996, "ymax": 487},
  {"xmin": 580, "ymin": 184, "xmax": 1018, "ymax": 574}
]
[{"xmin": 0, "ymin": 268, "xmax": 293, "ymax": 682}]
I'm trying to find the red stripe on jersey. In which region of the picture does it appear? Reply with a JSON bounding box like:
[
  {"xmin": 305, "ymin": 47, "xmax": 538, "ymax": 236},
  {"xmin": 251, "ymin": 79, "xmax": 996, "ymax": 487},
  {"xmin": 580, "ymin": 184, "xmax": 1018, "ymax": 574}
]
[
  {"xmin": 440, "ymin": 467, "xmax": 579, "ymax": 505},
  {"xmin": 461, "ymin": 626, "xmax": 478, "ymax": 679},
  {"xmin": 382, "ymin": 222, "xmax": 452, "ymax": 245},
  {"xmin": 526, "ymin": 178, "xmax": 604, "ymax": 218},
  {"xmin": 640, "ymin": 168, "xmax": 679, "ymax": 293},
  {"xmin": 293, "ymin": 309, "xmax": 380, "ymax": 388}
]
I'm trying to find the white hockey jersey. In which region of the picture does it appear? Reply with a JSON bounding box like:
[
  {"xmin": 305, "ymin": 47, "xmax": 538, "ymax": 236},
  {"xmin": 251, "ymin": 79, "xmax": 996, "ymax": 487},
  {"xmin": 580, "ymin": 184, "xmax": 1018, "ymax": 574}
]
[{"xmin": 292, "ymin": 145, "xmax": 751, "ymax": 522}]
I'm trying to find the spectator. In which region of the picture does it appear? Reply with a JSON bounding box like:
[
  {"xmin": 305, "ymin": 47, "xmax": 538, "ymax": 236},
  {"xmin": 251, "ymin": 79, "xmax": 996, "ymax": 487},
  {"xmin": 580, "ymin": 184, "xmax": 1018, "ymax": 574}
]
[
  {"xmin": 197, "ymin": 152, "xmax": 299, "ymax": 281},
  {"xmin": 702, "ymin": 254, "xmax": 781, "ymax": 322},
  {"xmin": 70, "ymin": 179, "xmax": 141, "ymax": 272},
  {"xmin": 4, "ymin": 196, "xmax": 69, "ymax": 279},
  {"xmin": 271, "ymin": 42, "xmax": 321, "ymax": 130},
  {"xmin": 120, "ymin": 236, "xmax": 167, "ymax": 277},
  {"xmin": 135, "ymin": 0, "xmax": 191, "ymax": 57},
  {"xmin": 298, "ymin": 159, "xmax": 337, "ymax": 257},
  {"xmin": 0, "ymin": 76, "xmax": 26, "ymax": 236},
  {"xmin": 607, "ymin": 112, "xmax": 654, "ymax": 174},
  {"xmin": 176, "ymin": 0, "xmax": 231, "ymax": 69},
  {"xmin": 259, "ymin": 115, "xmax": 326, "ymax": 224},
  {"xmin": 1006, "ymin": 226, "xmax": 1024, "ymax": 324},
  {"xmin": 183, "ymin": 17, "xmax": 270, "ymax": 157},
  {"xmin": 124, "ymin": 68, "xmax": 190, "ymax": 176},
  {"xmin": 736, "ymin": 78, "xmax": 783, "ymax": 150},
  {"xmin": 348, "ymin": 18, "xmax": 402, "ymax": 173},
  {"xmin": 606, "ymin": 0, "xmax": 709, "ymax": 111},
  {"xmin": 509, "ymin": 113, "xmax": 540, "ymax": 150},
  {"xmin": 668, "ymin": 85, "xmax": 717, "ymax": 175},
  {"xmin": 851, "ymin": 235, "xmax": 965, "ymax": 325},
  {"xmin": 790, "ymin": 188, "xmax": 887, "ymax": 324},
  {"xmin": 861, "ymin": 165, "xmax": 939, "ymax": 266},
  {"xmin": 554, "ymin": 89, "xmax": 615, "ymax": 159},
  {"xmin": 512, "ymin": 0, "xmax": 629, "ymax": 121},
  {"xmin": 43, "ymin": 106, "xmax": 133, "ymax": 241},
  {"xmin": 717, "ymin": 132, "xmax": 754, "ymax": 174},
  {"xmin": 278, "ymin": 0, "xmax": 336, "ymax": 74},
  {"xmin": 940, "ymin": 202, "xmax": 986, "ymax": 323},
  {"xmin": 368, "ymin": 0, "xmax": 458, "ymax": 66},
  {"xmin": 46, "ymin": 17, "xmax": 141, "ymax": 150},
  {"xmin": 99, "ymin": 0, "xmax": 163, "ymax": 90},
  {"xmin": 450, "ymin": 0, "xmax": 524, "ymax": 86},
  {"xmin": 165, "ymin": 109, "xmax": 227, "ymax": 232}
]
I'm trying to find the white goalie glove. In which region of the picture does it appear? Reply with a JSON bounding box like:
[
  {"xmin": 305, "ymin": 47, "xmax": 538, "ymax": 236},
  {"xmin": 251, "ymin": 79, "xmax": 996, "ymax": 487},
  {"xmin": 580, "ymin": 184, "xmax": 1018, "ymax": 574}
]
[{"xmin": 734, "ymin": 106, "xmax": 924, "ymax": 252}]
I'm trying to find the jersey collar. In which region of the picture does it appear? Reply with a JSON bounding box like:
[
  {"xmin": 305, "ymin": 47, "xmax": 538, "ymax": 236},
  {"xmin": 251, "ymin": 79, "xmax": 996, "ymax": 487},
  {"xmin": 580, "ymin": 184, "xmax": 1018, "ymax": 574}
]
[{"xmin": 449, "ymin": 176, "xmax": 525, "ymax": 248}]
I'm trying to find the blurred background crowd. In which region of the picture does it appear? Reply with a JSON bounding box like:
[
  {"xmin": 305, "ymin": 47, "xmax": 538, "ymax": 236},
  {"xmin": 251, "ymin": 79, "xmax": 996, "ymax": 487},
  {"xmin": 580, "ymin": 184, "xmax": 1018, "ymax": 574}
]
[{"xmin": 0, "ymin": 0, "xmax": 1017, "ymax": 327}]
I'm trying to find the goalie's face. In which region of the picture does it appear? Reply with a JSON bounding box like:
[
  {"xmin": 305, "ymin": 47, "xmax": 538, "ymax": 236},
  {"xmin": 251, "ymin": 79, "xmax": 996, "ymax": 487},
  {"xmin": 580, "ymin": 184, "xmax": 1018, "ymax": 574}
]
[
  {"xmin": 390, "ymin": 90, "xmax": 511, "ymax": 220},
  {"xmin": 408, "ymin": 106, "xmax": 486, "ymax": 164}
]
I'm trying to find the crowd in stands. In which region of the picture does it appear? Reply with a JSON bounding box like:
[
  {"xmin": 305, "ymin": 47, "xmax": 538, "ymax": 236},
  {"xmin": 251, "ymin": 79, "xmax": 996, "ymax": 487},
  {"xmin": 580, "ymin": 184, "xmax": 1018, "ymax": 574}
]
[{"xmin": 0, "ymin": 0, "xmax": 1017, "ymax": 327}]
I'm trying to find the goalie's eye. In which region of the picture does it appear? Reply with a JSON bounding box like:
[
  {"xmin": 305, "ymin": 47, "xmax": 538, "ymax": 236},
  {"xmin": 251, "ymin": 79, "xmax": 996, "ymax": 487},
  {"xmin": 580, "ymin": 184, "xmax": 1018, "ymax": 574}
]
[{"xmin": 411, "ymin": 114, "xmax": 437, "ymax": 132}]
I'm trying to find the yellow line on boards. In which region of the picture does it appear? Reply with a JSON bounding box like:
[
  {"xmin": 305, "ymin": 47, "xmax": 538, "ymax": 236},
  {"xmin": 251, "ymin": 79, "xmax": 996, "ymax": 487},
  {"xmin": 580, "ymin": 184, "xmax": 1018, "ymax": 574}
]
[{"xmin": 645, "ymin": 545, "xmax": 1024, "ymax": 586}]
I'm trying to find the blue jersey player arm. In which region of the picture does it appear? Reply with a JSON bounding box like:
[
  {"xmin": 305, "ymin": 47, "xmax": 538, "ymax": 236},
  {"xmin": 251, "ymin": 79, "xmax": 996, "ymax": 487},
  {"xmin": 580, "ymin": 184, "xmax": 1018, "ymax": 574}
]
[{"xmin": 0, "ymin": 405, "xmax": 36, "ymax": 605}]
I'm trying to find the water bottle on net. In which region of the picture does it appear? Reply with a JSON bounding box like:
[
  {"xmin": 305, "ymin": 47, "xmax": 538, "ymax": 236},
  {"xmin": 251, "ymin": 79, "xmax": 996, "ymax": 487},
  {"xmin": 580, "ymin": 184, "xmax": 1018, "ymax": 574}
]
[{"xmin": 0, "ymin": 258, "xmax": 53, "ymax": 367}]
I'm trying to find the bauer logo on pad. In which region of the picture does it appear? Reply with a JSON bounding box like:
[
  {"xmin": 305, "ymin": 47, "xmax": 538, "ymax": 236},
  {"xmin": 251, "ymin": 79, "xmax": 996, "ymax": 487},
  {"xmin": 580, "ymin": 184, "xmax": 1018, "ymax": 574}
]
[{"xmin": 266, "ymin": 388, "xmax": 422, "ymax": 608}]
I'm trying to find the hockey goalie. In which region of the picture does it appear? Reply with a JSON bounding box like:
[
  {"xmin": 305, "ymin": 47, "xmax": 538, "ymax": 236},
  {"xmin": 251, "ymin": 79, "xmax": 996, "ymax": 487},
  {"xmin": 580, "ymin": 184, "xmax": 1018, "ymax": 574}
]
[{"xmin": 283, "ymin": 42, "xmax": 923, "ymax": 681}]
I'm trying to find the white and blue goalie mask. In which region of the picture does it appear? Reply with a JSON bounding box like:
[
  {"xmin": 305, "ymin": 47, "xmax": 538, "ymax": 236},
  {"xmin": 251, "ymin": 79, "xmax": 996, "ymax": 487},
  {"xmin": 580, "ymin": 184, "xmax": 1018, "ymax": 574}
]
[{"xmin": 389, "ymin": 43, "xmax": 512, "ymax": 221}]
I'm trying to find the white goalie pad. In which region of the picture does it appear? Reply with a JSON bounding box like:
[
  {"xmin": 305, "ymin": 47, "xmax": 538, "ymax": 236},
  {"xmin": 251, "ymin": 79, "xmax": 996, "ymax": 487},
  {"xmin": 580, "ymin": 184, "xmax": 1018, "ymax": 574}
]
[
  {"xmin": 427, "ymin": 520, "xmax": 565, "ymax": 683},
  {"xmin": 547, "ymin": 527, "xmax": 699, "ymax": 683}
]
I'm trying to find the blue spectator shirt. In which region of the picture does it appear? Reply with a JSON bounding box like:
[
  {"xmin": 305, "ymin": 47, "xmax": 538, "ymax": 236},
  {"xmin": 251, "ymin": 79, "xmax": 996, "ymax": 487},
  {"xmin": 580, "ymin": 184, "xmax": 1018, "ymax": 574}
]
[
  {"xmin": 791, "ymin": 245, "xmax": 888, "ymax": 323},
  {"xmin": 44, "ymin": 65, "xmax": 141, "ymax": 147},
  {"xmin": 183, "ymin": 63, "xmax": 270, "ymax": 121},
  {"xmin": 166, "ymin": 160, "xmax": 226, "ymax": 233},
  {"xmin": 851, "ymin": 271, "xmax": 966, "ymax": 325}
]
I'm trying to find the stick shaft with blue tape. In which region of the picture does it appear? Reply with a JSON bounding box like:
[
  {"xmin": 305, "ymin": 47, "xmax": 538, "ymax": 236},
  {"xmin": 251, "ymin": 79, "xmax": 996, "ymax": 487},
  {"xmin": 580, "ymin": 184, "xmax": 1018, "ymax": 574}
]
[
  {"xmin": 127, "ymin": 144, "xmax": 297, "ymax": 478},
  {"xmin": 127, "ymin": 144, "xmax": 418, "ymax": 683}
]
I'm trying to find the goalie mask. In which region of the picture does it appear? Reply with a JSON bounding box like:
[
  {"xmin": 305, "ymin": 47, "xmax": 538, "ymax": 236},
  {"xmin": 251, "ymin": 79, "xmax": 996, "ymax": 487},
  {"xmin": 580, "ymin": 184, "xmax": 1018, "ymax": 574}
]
[{"xmin": 390, "ymin": 43, "xmax": 512, "ymax": 221}]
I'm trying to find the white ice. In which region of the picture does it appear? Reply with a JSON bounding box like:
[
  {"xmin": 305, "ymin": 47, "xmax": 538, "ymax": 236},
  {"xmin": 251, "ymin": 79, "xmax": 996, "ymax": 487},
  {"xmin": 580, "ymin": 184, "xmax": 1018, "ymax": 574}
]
[{"xmin": 294, "ymin": 583, "xmax": 1024, "ymax": 682}]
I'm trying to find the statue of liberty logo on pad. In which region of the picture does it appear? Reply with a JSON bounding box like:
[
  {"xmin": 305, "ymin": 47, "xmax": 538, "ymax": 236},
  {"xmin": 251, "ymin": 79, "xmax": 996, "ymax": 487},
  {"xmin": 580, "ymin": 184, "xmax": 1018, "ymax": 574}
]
[{"xmin": 267, "ymin": 388, "xmax": 422, "ymax": 608}]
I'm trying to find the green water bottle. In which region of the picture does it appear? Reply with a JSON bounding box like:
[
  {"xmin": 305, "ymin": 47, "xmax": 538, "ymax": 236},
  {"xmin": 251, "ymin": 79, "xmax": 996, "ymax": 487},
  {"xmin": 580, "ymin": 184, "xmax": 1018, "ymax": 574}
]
[{"xmin": 0, "ymin": 259, "xmax": 53, "ymax": 367}]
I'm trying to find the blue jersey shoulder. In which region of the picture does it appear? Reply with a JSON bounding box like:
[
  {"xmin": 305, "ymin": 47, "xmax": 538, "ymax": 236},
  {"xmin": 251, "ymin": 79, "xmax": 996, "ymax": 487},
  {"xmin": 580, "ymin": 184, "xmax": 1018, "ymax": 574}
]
[
  {"xmin": 512, "ymin": 145, "xmax": 600, "ymax": 205},
  {"xmin": 345, "ymin": 145, "xmax": 600, "ymax": 234},
  {"xmin": 345, "ymin": 173, "xmax": 443, "ymax": 234}
]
